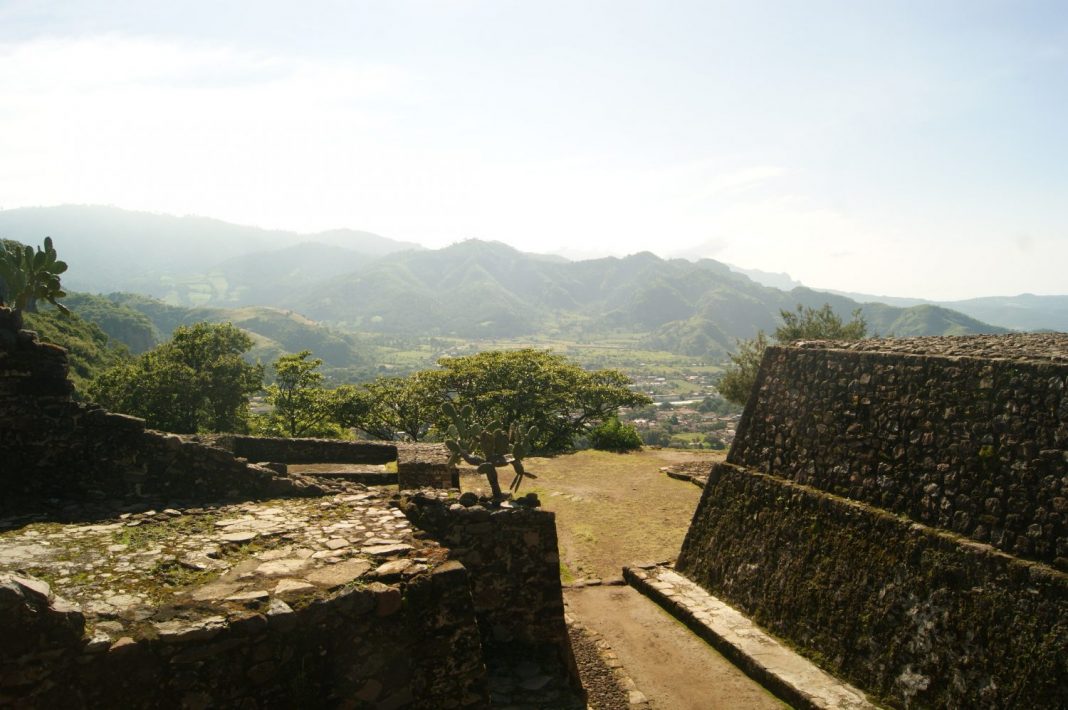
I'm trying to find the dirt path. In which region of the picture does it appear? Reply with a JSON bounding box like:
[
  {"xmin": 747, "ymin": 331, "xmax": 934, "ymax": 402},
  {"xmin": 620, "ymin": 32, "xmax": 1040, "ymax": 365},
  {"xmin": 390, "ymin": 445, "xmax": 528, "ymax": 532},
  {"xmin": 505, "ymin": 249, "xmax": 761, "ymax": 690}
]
[
  {"xmin": 567, "ymin": 585, "xmax": 786, "ymax": 710},
  {"xmin": 461, "ymin": 449, "xmax": 786, "ymax": 708},
  {"xmin": 463, "ymin": 449, "xmax": 719, "ymax": 582}
]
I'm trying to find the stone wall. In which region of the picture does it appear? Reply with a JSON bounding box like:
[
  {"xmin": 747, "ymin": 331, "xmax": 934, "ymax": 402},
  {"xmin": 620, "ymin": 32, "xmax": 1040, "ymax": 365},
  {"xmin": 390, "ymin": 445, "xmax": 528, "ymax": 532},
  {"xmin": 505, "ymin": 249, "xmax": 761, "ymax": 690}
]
[
  {"xmin": 1, "ymin": 562, "xmax": 485, "ymax": 709},
  {"xmin": 678, "ymin": 463, "xmax": 1068, "ymax": 708},
  {"xmin": 212, "ymin": 435, "xmax": 398, "ymax": 465},
  {"xmin": 395, "ymin": 491, "xmax": 580, "ymax": 694},
  {"xmin": 396, "ymin": 444, "xmax": 460, "ymax": 490},
  {"xmin": 198, "ymin": 436, "xmax": 458, "ymax": 490},
  {"xmin": 730, "ymin": 336, "xmax": 1068, "ymax": 567}
]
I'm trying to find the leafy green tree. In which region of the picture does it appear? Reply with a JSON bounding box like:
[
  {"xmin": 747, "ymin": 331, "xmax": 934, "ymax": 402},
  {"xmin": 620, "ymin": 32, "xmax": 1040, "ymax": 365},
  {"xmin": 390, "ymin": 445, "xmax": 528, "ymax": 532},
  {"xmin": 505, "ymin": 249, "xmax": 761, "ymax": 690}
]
[
  {"xmin": 90, "ymin": 322, "xmax": 262, "ymax": 433},
  {"xmin": 353, "ymin": 373, "xmax": 444, "ymax": 441},
  {"xmin": 719, "ymin": 304, "xmax": 867, "ymax": 406},
  {"xmin": 433, "ymin": 349, "xmax": 651, "ymax": 453},
  {"xmin": 330, "ymin": 384, "xmax": 375, "ymax": 435},
  {"xmin": 588, "ymin": 416, "xmax": 643, "ymax": 452},
  {"xmin": 776, "ymin": 304, "xmax": 867, "ymax": 342},
  {"xmin": 696, "ymin": 394, "xmax": 738, "ymax": 415},
  {"xmin": 0, "ymin": 237, "xmax": 69, "ymax": 317},
  {"xmin": 718, "ymin": 331, "xmax": 771, "ymax": 406},
  {"xmin": 257, "ymin": 351, "xmax": 338, "ymax": 437}
]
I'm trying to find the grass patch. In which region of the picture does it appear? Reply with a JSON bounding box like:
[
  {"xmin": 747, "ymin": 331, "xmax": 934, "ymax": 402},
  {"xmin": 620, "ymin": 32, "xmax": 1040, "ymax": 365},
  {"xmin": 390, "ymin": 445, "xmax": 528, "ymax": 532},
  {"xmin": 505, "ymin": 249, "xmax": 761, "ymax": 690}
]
[
  {"xmin": 151, "ymin": 559, "xmax": 216, "ymax": 588},
  {"xmin": 511, "ymin": 449, "xmax": 723, "ymax": 580},
  {"xmin": 113, "ymin": 512, "xmax": 223, "ymax": 550}
]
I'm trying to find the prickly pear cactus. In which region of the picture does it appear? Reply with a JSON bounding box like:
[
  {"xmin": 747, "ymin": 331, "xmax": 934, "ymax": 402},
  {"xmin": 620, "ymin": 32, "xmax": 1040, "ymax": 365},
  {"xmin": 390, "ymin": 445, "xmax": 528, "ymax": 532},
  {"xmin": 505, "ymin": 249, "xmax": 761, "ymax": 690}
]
[
  {"xmin": 0, "ymin": 237, "xmax": 69, "ymax": 316},
  {"xmin": 443, "ymin": 401, "xmax": 538, "ymax": 500}
]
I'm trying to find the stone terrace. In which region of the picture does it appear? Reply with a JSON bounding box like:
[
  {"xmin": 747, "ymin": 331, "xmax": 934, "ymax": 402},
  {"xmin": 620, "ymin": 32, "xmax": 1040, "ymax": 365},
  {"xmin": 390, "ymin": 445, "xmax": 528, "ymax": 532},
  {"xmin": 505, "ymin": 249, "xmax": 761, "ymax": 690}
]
[
  {"xmin": 793, "ymin": 332, "xmax": 1068, "ymax": 363},
  {"xmin": 0, "ymin": 486, "xmax": 497, "ymax": 708},
  {"xmin": 0, "ymin": 489, "xmax": 432, "ymax": 636}
]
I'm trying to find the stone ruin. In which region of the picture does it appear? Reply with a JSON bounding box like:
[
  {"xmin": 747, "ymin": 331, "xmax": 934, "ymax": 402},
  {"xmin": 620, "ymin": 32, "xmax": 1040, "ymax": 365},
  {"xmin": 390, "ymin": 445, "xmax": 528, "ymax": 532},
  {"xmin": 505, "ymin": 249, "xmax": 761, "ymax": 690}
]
[
  {"xmin": 677, "ymin": 334, "xmax": 1068, "ymax": 708},
  {"xmin": 0, "ymin": 308, "xmax": 581, "ymax": 708}
]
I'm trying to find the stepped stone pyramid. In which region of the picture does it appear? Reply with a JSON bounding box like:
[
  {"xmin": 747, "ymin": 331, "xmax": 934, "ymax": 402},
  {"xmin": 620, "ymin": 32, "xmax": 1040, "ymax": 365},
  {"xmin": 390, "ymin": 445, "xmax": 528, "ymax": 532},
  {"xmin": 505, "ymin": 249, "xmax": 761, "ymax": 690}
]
[{"xmin": 678, "ymin": 335, "xmax": 1068, "ymax": 708}]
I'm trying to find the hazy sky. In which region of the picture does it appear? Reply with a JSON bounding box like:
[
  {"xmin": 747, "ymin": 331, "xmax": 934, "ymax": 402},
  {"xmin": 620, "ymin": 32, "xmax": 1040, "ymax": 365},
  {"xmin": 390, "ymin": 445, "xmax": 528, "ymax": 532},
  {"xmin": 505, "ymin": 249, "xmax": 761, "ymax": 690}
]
[{"xmin": 1, "ymin": 1, "xmax": 1066, "ymax": 300}]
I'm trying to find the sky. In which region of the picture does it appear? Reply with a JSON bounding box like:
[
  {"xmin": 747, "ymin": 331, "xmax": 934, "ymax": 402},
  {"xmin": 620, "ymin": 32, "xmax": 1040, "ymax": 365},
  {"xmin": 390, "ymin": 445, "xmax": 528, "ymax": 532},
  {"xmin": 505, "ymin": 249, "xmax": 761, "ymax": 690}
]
[{"xmin": 1, "ymin": 0, "xmax": 1066, "ymax": 300}]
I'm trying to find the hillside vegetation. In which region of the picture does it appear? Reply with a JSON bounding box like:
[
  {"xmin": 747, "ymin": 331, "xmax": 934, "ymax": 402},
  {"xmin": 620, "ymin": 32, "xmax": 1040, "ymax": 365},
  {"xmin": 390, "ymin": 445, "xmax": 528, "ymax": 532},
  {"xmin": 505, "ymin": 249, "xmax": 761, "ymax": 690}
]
[
  {"xmin": 21, "ymin": 309, "xmax": 128, "ymax": 392},
  {"xmin": 290, "ymin": 241, "xmax": 1007, "ymax": 357}
]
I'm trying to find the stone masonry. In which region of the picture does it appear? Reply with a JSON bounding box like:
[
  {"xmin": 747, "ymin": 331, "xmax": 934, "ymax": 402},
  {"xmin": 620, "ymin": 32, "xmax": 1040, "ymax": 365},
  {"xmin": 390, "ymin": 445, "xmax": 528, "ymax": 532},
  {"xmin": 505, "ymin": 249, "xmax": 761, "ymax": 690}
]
[
  {"xmin": 730, "ymin": 334, "xmax": 1068, "ymax": 567},
  {"xmin": 678, "ymin": 335, "xmax": 1068, "ymax": 708},
  {"xmin": 0, "ymin": 490, "xmax": 485, "ymax": 708},
  {"xmin": 195, "ymin": 435, "xmax": 459, "ymax": 490}
]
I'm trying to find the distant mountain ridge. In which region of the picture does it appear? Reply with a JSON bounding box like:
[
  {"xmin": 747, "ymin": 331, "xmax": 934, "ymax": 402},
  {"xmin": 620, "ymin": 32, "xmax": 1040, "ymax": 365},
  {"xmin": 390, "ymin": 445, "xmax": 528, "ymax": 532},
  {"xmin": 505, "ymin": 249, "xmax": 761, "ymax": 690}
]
[
  {"xmin": 0, "ymin": 205, "xmax": 421, "ymax": 301},
  {"xmin": 288, "ymin": 239, "xmax": 1009, "ymax": 356},
  {"xmin": 722, "ymin": 261, "xmax": 1067, "ymax": 334},
  {"xmin": 827, "ymin": 290, "xmax": 1068, "ymax": 333},
  {"xmin": 7, "ymin": 206, "xmax": 1058, "ymax": 365}
]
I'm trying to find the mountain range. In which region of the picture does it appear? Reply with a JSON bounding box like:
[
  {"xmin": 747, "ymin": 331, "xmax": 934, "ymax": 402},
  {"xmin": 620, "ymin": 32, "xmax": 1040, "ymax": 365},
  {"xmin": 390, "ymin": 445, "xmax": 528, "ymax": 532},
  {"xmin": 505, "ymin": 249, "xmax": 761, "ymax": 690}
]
[
  {"xmin": 0, "ymin": 205, "xmax": 420, "ymax": 303},
  {"xmin": 732, "ymin": 267, "xmax": 1068, "ymax": 334},
  {"xmin": 5, "ymin": 206, "xmax": 1063, "ymax": 365}
]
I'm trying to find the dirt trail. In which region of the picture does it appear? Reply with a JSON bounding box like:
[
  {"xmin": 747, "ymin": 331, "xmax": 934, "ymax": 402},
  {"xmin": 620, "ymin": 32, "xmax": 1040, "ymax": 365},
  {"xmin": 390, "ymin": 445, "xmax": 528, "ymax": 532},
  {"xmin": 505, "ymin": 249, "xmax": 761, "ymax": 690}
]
[
  {"xmin": 567, "ymin": 585, "xmax": 786, "ymax": 710},
  {"xmin": 462, "ymin": 450, "xmax": 788, "ymax": 707}
]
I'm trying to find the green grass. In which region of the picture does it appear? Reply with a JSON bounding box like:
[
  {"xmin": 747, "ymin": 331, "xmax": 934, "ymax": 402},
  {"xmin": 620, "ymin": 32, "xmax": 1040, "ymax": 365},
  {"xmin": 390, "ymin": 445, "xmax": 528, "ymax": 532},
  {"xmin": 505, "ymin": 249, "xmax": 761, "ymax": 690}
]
[{"xmin": 112, "ymin": 512, "xmax": 223, "ymax": 549}]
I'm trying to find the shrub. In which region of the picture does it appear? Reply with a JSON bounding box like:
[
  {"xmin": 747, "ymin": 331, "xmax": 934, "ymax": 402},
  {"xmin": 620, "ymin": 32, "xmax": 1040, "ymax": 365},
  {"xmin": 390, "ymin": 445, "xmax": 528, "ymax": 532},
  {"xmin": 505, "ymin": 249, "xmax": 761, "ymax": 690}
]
[{"xmin": 588, "ymin": 417, "xmax": 643, "ymax": 452}]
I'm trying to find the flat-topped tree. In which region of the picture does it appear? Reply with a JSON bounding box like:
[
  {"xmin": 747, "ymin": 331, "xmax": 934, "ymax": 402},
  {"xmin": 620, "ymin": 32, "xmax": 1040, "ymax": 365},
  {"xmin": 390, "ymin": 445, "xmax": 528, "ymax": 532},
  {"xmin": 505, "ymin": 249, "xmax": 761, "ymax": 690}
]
[
  {"xmin": 443, "ymin": 402, "xmax": 537, "ymax": 500},
  {"xmin": 0, "ymin": 237, "xmax": 69, "ymax": 323}
]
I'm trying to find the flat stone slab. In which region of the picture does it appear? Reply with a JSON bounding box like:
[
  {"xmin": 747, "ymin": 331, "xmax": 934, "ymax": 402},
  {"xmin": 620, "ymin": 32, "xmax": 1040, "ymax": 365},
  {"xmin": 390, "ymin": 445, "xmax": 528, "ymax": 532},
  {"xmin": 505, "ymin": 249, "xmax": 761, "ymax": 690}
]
[
  {"xmin": 624, "ymin": 564, "xmax": 877, "ymax": 710},
  {"xmin": 306, "ymin": 559, "xmax": 374, "ymax": 589},
  {"xmin": 361, "ymin": 543, "xmax": 414, "ymax": 557}
]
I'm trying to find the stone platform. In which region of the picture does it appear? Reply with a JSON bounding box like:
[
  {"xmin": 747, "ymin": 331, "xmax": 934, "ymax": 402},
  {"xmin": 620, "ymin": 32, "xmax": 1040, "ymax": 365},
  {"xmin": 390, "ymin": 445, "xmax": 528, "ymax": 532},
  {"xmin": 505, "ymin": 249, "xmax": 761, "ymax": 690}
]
[{"xmin": 0, "ymin": 488, "xmax": 490, "ymax": 708}]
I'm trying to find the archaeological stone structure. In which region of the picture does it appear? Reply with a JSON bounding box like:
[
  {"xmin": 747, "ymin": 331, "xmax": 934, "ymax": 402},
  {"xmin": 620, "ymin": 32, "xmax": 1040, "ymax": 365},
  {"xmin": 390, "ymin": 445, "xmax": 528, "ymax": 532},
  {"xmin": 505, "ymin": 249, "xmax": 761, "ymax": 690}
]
[
  {"xmin": 678, "ymin": 335, "xmax": 1068, "ymax": 708},
  {"xmin": 0, "ymin": 308, "xmax": 580, "ymax": 708}
]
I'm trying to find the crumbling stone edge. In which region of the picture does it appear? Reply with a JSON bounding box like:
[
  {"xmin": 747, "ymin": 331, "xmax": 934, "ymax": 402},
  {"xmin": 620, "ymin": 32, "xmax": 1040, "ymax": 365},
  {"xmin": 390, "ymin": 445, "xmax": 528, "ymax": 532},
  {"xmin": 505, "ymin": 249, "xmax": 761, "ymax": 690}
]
[{"xmin": 623, "ymin": 563, "xmax": 880, "ymax": 710}]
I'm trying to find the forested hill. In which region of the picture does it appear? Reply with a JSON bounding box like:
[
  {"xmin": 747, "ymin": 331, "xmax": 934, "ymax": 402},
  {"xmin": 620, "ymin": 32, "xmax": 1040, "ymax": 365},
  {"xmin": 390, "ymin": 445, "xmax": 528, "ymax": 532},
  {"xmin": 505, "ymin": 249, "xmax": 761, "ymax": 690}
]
[
  {"xmin": 289, "ymin": 240, "xmax": 1007, "ymax": 355},
  {"xmin": 26, "ymin": 292, "xmax": 373, "ymax": 386}
]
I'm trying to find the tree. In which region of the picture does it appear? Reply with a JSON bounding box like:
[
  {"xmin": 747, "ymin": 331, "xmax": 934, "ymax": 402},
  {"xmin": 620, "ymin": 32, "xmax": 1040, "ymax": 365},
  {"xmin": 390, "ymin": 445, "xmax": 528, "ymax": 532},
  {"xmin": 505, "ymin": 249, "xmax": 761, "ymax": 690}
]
[
  {"xmin": 718, "ymin": 305, "xmax": 867, "ymax": 406},
  {"xmin": 433, "ymin": 349, "xmax": 651, "ymax": 453},
  {"xmin": 353, "ymin": 373, "xmax": 444, "ymax": 441},
  {"xmin": 718, "ymin": 331, "xmax": 770, "ymax": 406},
  {"xmin": 776, "ymin": 304, "xmax": 867, "ymax": 342},
  {"xmin": 258, "ymin": 351, "xmax": 338, "ymax": 437},
  {"xmin": 90, "ymin": 322, "xmax": 262, "ymax": 433},
  {"xmin": 588, "ymin": 416, "xmax": 643, "ymax": 452},
  {"xmin": 0, "ymin": 237, "xmax": 69, "ymax": 318}
]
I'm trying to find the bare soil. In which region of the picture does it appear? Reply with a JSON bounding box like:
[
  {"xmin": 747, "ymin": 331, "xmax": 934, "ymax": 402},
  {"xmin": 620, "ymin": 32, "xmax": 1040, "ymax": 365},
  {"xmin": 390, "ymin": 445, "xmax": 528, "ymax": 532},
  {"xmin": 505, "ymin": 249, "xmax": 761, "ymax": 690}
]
[
  {"xmin": 461, "ymin": 448, "xmax": 787, "ymax": 709},
  {"xmin": 567, "ymin": 586, "xmax": 786, "ymax": 710},
  {"xmin": 462, "ymin": 448, "xmax": 720, "ymax": 581}
]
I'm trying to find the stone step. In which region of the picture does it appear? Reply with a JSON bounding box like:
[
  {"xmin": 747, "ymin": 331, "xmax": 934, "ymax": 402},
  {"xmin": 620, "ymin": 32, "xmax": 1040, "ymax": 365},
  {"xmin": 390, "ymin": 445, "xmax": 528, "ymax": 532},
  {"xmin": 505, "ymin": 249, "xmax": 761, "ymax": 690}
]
[{"xmin": 624, "ymin": 563, "xmax": 880, "ymax": 710}]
